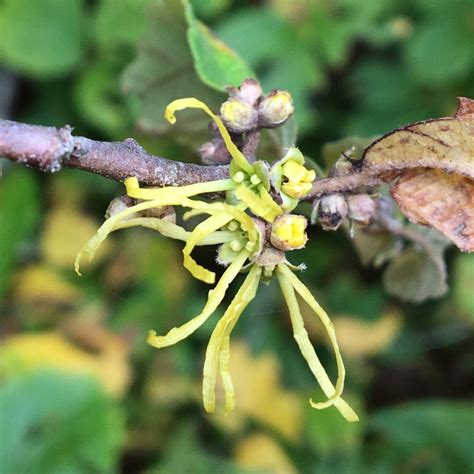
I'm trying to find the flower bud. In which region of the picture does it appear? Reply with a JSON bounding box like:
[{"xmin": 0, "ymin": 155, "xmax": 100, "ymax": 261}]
[
  {"xmin": 106, "ymin": 195, "xmax": 135, "ymax": 219},
  {"xmin": 258, "ymin": 90, "xmax": 294, "ymax": 128},
  {"xmin": 346, "ymin": 194, "xmax": 376, "ymax": 225},
  {"xmin": 228, "ymin": 77, "xmax": 262, "ymax": 105},
  {"xmin": 220, "ymin": 98, "xmax": 258, "ymax": 133},
  {"xmin": 316, "ymin": 193, "xmax": 348, "ymax": 231},
  {"xmin": 271, "ymin": 214, "xmax": 308, "ymax": 251},
  {"xmin": 106, "ymin": 196, "xmax": 176, "ymax": 223}
]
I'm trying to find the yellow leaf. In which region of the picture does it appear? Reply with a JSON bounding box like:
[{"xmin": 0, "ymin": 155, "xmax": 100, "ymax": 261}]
[
  {"xmin": 332, "ymin": 312, "xmax": 402, "ymax": 358},
  {"xmin": 41, "ymin": 205, "xmax": 111, "ymax": 269},
  {"xmin": 13, "ymin": 264, "xmax": 81, "ymax": 306},
  {"xmin": 234, "ymin": 433, "xmax": 297, "ymax": 474},
  {"xmin": 212, "ymin": 341, "xmax": 303, "ymax": 441},
  {"xmin": 0, "ymin": 330, "xmax": 131, "ymax": 396}
]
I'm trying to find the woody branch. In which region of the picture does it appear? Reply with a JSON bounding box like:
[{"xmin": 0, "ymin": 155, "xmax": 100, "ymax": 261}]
[{"xmin": 0, "ymin": 118, "xmax": 380, "ymax": 196}]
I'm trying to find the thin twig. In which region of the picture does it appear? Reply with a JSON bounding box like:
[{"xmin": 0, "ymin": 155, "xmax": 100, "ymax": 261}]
[
  {"xmin": 0, "ymin": 119, "xmax": 229, "ymax": 185},
  {"xmin": 0, "ymin": 118, "xmax": 383, "ymax": 196}
]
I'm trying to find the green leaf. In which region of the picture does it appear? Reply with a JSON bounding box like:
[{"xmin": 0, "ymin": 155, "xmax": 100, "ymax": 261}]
[
  {"xmin": 304, "ymin": 400, "xmax": 363, "ymax": 456},
  {"xmin": 216, "ymin": 7, "xmax": 324, "ymax": 132},
  {"xmin": 0, "ymin": 168, "xmax": 40, "ymax": 299},
  {"xmin": 0, "ymin": 371, "xmax": 124, "ymax": 474},
  {"xmin": 345, "ymin": 60, "xmax": 428, "ymax": 136},
  {"xmin": 0, "ymin": 0, "xmax": 82, "ymax": 77},
  {"xmin": 216, "ymin": 8, "xmax": 292, "ymax": 68},
  {"xmin": 121, "ymin": 0, "xmax": 222, "ymax": 138},
  {"xmin": 453, "ymin": 254, "xmax": 474, "ymax": 319},
  {"xmin": 93, "ymin": 0, "xmax": 155, "ymax": 49},
  {"xmin": 369, "ymin": 401, "xmax": 474, "ymax": 472},
  {"xmin": 383, "ymin": 248, "xmax": 448, "ymax": 303},
  {"xmin": 184, "ymin": 0, "xmax": 254, "ymax": 91},
  {"xmin": 348, "ymin": 224, "xmax": 398, "ymax": 268},
  {"xmin": 152, "ymin": 423, "xmax": 244, "ymax": 474},
  {"xmin": 189, "ymin": 0, "xmax": 230, "ymax": 20},
  {"xmin": 405, "ymin": 19, "xmax": 474, "ymax": 86},
  {"xmin": 75, "ymin": 58, "xmax": 131, "ymax": 137},
  {"xmin": 325, "ymin": 273, "xmax": 385, "ymax": 322},
  {"xmin": 267, "ymin": 116, "xmax": 298, "ymax": 154}
]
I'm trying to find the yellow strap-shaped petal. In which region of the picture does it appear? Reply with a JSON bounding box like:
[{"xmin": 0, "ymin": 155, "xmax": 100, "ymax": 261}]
[
  {"xmin": 125, "ymin": 176, "xmax": 236, "ymax": 201},
  {"xmin": 180, "ymin": 198, "xmax": 259, "ymax": 253},
  {"xmin": 75, "ymin": 197, "xmax": 171, "ymax": 275},
  {"xmin": 75, "ymin": 189, "xmax": 254, "ymax": 276},
  {"xmin": 183, "ymin": 209, "xmax": 206, "ymax": 221},
  {"xmin": 217, "ymin": 265, "xmax": 262, "ymax": 414},
  {"xmin": 115, "ymin": 217, "xmax": 237, "ymax": 245},
  {"xmin": 258, "ymin": 185, "xmax": 284, "ymax": 220},
  {"xmin": 147, "ymin": 250, "xmax": 250, "ymax": 349},
  {"xmin": 276, "ymin": 264, "xmax": 359, "ymax": 422},
  {"xmin": 165, "ymin": 98, "xmax": 254, "ymax": 175},
  {"xmin": 183, "ymin": 213, "xmax": 234, "ymax": 283},
  {"xmin": 202, "ymin": 264, "xmax": 261, "ymax": 413},
  {"xmin": 234, "ymin": 184, "xmax": 282, "ymax": 222}
]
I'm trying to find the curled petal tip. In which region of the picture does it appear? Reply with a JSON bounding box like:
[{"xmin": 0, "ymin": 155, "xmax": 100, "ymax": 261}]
[
  {"xmin": 147, "ymin": 330, "xmax": 157, "ymax": 342},
  {"xmin": 309, "ymin": 397, "xmax": 339, "ymax": 410},
  {"xmin": 165, "ymin": 113, "xmax": 176, "ymax": 125}
]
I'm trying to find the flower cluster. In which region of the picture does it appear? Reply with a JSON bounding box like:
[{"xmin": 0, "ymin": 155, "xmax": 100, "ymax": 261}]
[{"xmin": 76, "ymin": 96, "xmax": 358, "ymax": 422}]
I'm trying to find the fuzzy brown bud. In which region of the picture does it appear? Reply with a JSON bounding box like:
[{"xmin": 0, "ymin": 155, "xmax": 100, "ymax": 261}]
[
  {"xmin": 346, "ymin": 194, "xmax": 376, "ymax": 225},
  {"xmin": 258, "ymin": 90, "xmax": 294, "ymax": 128},
  {"xmin": 220, "ymin": 98, "xmax": 258, "ymax": 133},
  {"xmin": 106, "ymin": 195, "xmax": 135, "ymax": 219},
  {"xmin": 228, "ymin": 77, "xmax": 263, "ymax": 105},
  {"xmin": 316, "ymin": 194, "xmax": 348, "ymax": 231}
]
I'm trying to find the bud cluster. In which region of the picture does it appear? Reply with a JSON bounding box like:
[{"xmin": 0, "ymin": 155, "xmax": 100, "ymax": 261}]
[
  {"xmin": 312, "ymin": 193, "xmax": 376, "ymax": 231},
  {"xmin": 220, "ymin": 78, "xmax": 294, "ymax": 133}
]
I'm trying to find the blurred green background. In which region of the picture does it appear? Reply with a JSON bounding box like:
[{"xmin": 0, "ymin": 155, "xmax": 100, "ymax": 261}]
[{"xmin": 0, "ymin": 0, "xmax": 473, "ymax": 473}]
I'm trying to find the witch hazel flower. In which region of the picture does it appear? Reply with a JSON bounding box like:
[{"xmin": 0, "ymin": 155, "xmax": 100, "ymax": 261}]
[{"xmin": 75, "ymin": 95, "xmax": 358, "ymax": 422}]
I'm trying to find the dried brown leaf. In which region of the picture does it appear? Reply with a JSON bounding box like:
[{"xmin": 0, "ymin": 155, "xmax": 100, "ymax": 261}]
[
  {"xmin": 361, "ymin": 98, "xmax": 474, "ymax": 252},
  {"xmin": 391, "ymin": 169, "xmax": 474, "ymax": 252},
  {"xmin": 362, "ymin": 97, "xmax": 474, "ymax": 179}
]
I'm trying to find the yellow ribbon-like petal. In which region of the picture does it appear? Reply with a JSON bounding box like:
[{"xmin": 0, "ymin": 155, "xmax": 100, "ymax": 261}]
[
  {"xmin": 125, "ymin": 176, "xmax": 236, "ymax": 201},
  {"xmin": 75, "ymin": 198, "xmax": 171, "ymax": 275},
  {"xmin": 218, "ymin": 265, "xmax": 262, "ymax": 414},
  {"xmin": 180, "ymin": 198, "xmax": 259, "ymax": 254},
  {"xmin": 183, "ymin": 213, "xmax": 234, "ymax": 283},
  {"xmin": 115, "ymin": 217, "xmax": 237, "ymax": 246},
  {"xmin": 276, "ymin": 264, "xmax": 359, "ymax": 422},
  {"xmin": 147, "ymin": 250, "xmax": 250, "ymax": 349},
  {"xmin": 165, "ymin": 98, "xmax": 254, "ymax": 175},
  {"xmin": 202, "ymin": 264, "xmax": 262, "ymax": 413},
  {"xmin": 234, "ymin": 184, "xmax": 282, "ymax": 223}
]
